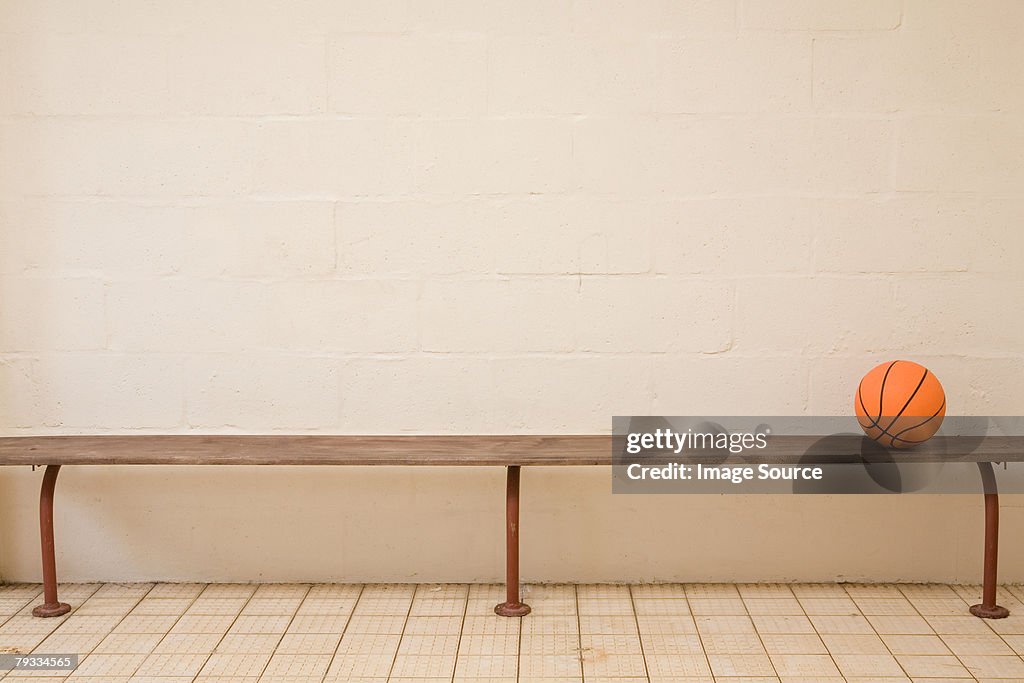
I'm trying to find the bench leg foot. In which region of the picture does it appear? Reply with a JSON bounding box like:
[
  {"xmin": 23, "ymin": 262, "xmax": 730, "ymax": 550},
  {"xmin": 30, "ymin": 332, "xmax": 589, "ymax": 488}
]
[
  {"xmin": 970, "ymin": 463, "xmax": 1009, "ymax": 619},
  {"xmin": 32, "ymin": 465, "xmax": 70, "ymax": 618},
  {"xmin": 495, "ymin": 465, "xmax": 531, "ymax": 617}
]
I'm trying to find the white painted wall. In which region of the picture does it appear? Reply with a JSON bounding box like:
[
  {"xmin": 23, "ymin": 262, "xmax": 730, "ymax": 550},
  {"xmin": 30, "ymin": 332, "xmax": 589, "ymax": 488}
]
[{"xmin": 1, "ymin": 0, "xmax": 1022, "ymax": 583}]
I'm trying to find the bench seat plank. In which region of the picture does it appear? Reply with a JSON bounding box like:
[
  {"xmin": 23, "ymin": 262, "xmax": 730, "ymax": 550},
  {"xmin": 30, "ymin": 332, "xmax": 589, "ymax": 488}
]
[{"xmin": 0, "ymin": 434, "xmax": 1021, "ymax": 466}]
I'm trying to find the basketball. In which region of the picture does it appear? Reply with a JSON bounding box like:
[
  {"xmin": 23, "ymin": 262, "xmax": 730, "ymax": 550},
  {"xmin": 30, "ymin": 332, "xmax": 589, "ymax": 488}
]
[{"xmin": 855, "ymin": 360, "xmax": 946, "ymax": 448}]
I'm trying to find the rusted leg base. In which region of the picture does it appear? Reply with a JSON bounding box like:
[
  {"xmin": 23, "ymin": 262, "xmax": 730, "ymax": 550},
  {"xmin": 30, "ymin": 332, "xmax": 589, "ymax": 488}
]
[
  {"xmin": 494, "ymin": 601, "xmax": 531, "ymax": 617},
  {"xmin": 970, "ymin": 603, "xmax": 1010, "ymax": 619},
  {"xmin": 32, "ymin": 601, "xmax": 71, "ymax": 618}
]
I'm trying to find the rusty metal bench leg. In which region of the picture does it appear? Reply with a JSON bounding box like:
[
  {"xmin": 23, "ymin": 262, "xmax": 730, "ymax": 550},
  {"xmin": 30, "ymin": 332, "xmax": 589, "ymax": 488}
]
[
  {"xmin": 970, "ymin": 462, "xmax": 1009, "ymax": 619},
  {"xmin": 32, "ymin": 465, "xmax": 70, "ymax": 618},
  {"xmin": 494, "ymin": 465, "xmax": 530, "ymax": 617}
]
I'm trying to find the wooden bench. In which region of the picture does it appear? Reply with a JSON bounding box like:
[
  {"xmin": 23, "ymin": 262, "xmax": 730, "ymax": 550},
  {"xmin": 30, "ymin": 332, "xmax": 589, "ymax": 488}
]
[{"xmin": 0, "ymin": 434, "xmax": 1019, "ymax": 620}]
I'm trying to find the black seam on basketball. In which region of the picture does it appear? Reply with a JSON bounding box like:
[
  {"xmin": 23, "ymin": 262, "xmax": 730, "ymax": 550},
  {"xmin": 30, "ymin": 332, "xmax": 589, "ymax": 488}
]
[
  {"xmin": 890, "ymin": 398, "xmax": 946, "ymax": 441},
  {"xmin": 866, "ymin": 360, "xmax": 898, "ymax": 430},
  {"xmin": 885, "ymin": 368, "xmax": 929, "ymax": 431},
  {"xmin": 857, "ymin": 385, "xmax": 874, "ymax": 425}
]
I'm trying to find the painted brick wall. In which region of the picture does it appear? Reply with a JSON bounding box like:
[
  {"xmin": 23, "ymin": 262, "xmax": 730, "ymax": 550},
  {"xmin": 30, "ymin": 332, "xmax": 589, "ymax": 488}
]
[{"xmin": 0, "ymin": 1, "xmax": 1022, "ymax": 583}]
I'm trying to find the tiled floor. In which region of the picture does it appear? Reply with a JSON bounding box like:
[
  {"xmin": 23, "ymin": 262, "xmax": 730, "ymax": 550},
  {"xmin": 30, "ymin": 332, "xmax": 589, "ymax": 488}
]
[{"xmin": 2, "ymin": 583, "xmax": 1024, "ymax": 682}]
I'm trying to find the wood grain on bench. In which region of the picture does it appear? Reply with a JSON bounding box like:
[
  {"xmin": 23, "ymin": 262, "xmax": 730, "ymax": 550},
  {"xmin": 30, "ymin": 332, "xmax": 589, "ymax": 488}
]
[{"xmin": 0, "ymin": 434, "xmax": 1020, "ymax": 466}]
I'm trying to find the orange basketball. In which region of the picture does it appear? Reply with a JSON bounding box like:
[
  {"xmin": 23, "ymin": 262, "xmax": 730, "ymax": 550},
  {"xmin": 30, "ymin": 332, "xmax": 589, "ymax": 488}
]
[{"xmin": 854, "ymin": 360, "xmax": 946, "ymax": 448}]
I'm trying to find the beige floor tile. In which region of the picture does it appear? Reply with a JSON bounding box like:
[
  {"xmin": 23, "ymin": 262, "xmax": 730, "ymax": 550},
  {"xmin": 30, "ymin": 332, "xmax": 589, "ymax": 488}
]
[
  {"xmin": 517, "ymin": 654, "xmax": 582, "ymax": 678},
  {"xmin": 512, "ymin": 596, "xmax": 576, "ymax": 614},
  {"xmin": 240, "ymin": 598, "xmax": 304, "ymax": 616},
  {"xmin": 579, "ymin": 615, "xmax": 638, "ymax": 634},
  {"xmin": 1001, "ymin": 632, "xmax": 1024, "ymax": 654},
  {"xmin": 261, "ymin": 652, "xmax": 332, "ymax": 676},
  {"xmin": 186, "ymin": 598, "xmax": 249, "ymax": 616},
  {"xmin": 984, "ymin": 613, "xmax": 1024, "ymax": 634},
  {"xmin": 632, "ymin": 583, "xmax": 687, "ymax": 599},
  {"xmin": 146, "ymin": 583, "xmax": 205, "ymax": 599},
  {"xmin": 639, "ymin": 632, "xmax": 704, "ymax": 655},
  {"xmin": 853, "ymin": 597, "xmax": 918, "ymax": 615},
  {"xmin": 830, "ymin": 652, "xmax": 905, "ymax": 677},
  {"xmin": 389, "ymin": 653, "xmax": 456, "ymax": 677},
  {"xmin": 843, "ymin": 583, "xmax": 904, "ymax": 598},
  {"xmin": 881, "ymin": 633, "xmax": 951, "ymax": 655},
  {"xmin": 895, "ymin": 654, "xmax": 971, "ymax": 677},
  {"xmin": 114, "ymin": 614, "xmax": 180, "ymax": 634},
  {"xmin": 295, "ymin": 598, "xmax": 357, "ymax": 615},
  {"xmin": 577, "ymin": 584, "xmax": 630, "ymax": 599},
  {"xmin": 900, "ymin": 584, "xmax": 959, "ymax": 598},
  {"xmin": 408, "ymin": 597, "xmax": 466, "ymax": 617},
  {"xmin": 200, "ymin": 584, "xmax": 257, "ymax": 599},
  {"xmin": 689, "ymin": 597, "xmax": 749, "ymax": 615},
  {"xmin": 34, "ymin": 632, "xmax": 106, "ymax": 654},
  {"xmin": 820, "ymin": 632, "xmax": 890, "ymax": 654},
  {"xmin": 199, "ymin": 651, "xmax": 271, "ymax": 676},
  {"xmin": 253, "ymin": 584, "xmax": 309, "ymax": 599},
  {"xmin": 707, "ymin": 652, "xmax": 776, "ymax": 676},
  {"xmin": 769, "ymin": 653, "xmax": 841, "ymax": 677},
  {"xmin": 576, "ymin": 598, "xmax": 635, "ymax": 616},
  {"xmin": 580, "ymin": 632, "xmax": 642, "ymax": 653},
  {"xmin": 742, "ymin": 598, "xmax": 804, "ymax": 615},
  {"xmin": 908, "ymin": 597, "xmax": 970, "ymax": 616},
  {"xmin": 334, "ymin": 632, "xmax": 401, "ymax": 656},
  {"xmin": 635, "ymin": 614, "xmax": 698, "ymax": 634},
  {"xmin": 924, "ymin": 614, "xmax": 996, "ymax": 635},
  {"xmin": 325, "ymin": 651, "xmax": 395, "ymax": 678},
  {"xmin": 283, "ymin": 614, "xmax": 350, "ymax": 634},
  {"xmin": 866, "ymin": 614, "xmax": 934, "ymax": 634},
  {"xmin": 92, "ymin": 631, "xmax": 164, "ymax": 654},
  {"xmin": 169, "ymin": 614, "xmax": 236, "ymax": 634},
  {"xmin": 134, "ymin": 651, "xmax": 209, "ymax": 676},
  {"xmin": 448, "ymin": 618, "xmax": 503, "ymax": 638},
  {"xmin": 410, "ymin": 615, "xmax": 471, "ymax": 635},
  {"xmin": 453, "ymin": 654, "xmax": 518, "ymax": 678},
  {"xmin": 791, "ymin": 584, "xmax": 848, "ymax": 598},
  {"xmin": 213, "ymin": 633, "xmax": 280, "ymax": 654},
  {"xmin": 958, "ymin": 654, "xmax": 1024, "ymax": 678},
  {"xmin": 344, "ymin": 614, "xmax": 408, "ymax": 634},
  {"xmin": 798, "ymin": 597, "xmax": 859, "ymax": 615},
  {"xmin": 751, "ymin": 615, "xmax": 816, "ymax": 635},
  {"xmin": 417, "ymin": 584, "xmax": 468, "ymax": 600},
  {"xmin": 273, "ymin": 631, "xmax": 340, "ymax": 654},
  {"xmin": 67, "ymin": 652, "xmax": 147, "ymax": 676},
  {"xmin": 1, "ymin": 616, "xmax": 68, "ymax": 636},
  {"xmin": 128, "ymin": 598, "xmax": 192, "ymax": 616},
  {"xmin": 737, "ymin": 583, "xmax": 795, "ymax": 598},
  {"xmin": 74, "ymin": 598, "xmax": 141, "ymax": 616},
  {"xmin": 227, "ymin": 615, "xmax": 292, "ymax": 635},
  {"xmin": 632, "ymin": 597, "xmax": 690, "ymax": 615},
  {"xmin": 686, "ymin": 583, "xmax": 741, "ymax": 597},
  {"xmin": 458, "ymin": 633, "xmax": 519, "ymax": 656},
  {"xmin": 397, "ymin": 633, "xmax": 460, "ymax": 656},
  {"xmin": 941, "ymin": 632, "xmax": 1015, "ymax": 655},
  {"xmin": 757, "ymin": 633, "xmax": 827, "ymax": 655},
  {"xmin": 49, "ymin": 615, "xmax": 122, "ymax": 634},
  {"xmin": 305, "ymin": 583, "xmax": 362, "ymax": 599},
  {"xmin": 695, "ymin": 615, "xmax": 757, "ymax": 634},
  {"xmin": 581, "ymin": 652, "xmax": 647, "ymax": 677},
  {"xmin": 700, "ymin": 632, "xmax": 766, "ymax": 655},
  {"xmin": 809, "ymin": 614, "xmax": 879, "ymax": 634},
  {"xmin": 519, "ymin": 632, "xmax": 579, "ymax": 656}
]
